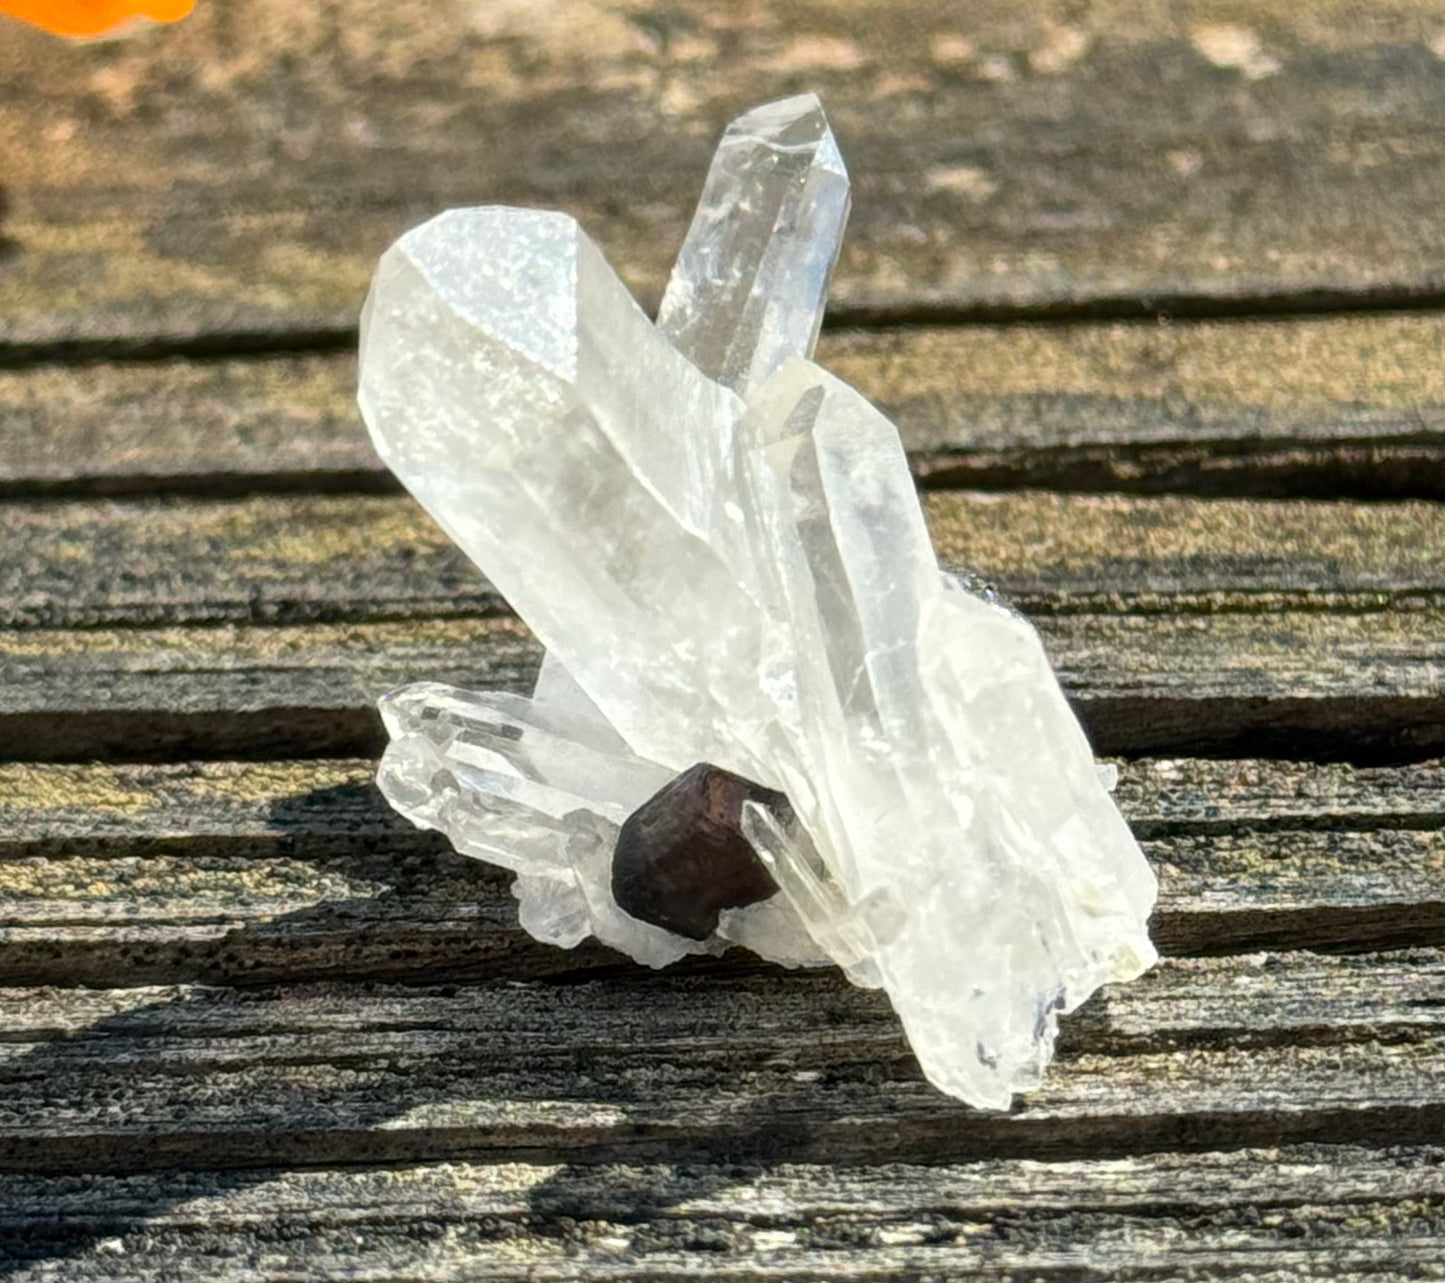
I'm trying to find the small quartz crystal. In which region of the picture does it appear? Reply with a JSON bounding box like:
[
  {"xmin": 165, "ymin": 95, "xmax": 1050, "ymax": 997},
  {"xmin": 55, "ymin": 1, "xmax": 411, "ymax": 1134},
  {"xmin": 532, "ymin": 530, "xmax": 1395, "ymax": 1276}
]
[{"xmin": 359, "ymin": 94, "xmax": 1158, "ymax": 1109}]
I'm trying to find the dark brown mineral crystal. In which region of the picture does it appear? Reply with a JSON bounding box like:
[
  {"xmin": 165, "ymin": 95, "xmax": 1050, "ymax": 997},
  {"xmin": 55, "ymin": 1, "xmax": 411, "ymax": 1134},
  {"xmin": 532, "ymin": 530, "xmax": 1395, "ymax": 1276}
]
[{"xmin": 611, "ymin": 762, "xmax": 788, "ymax": 940}]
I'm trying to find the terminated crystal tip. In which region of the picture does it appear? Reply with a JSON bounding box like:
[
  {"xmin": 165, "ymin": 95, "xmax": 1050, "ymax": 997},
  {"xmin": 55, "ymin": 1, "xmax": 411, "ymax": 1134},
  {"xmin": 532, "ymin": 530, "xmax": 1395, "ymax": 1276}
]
[
  {"xmin": 658, "ymin": 92, "xmax": 850, "ymax": 398},
  {"xmin": 359, "ymin": 94, "xmax": 1158, "ymax": 1111}
]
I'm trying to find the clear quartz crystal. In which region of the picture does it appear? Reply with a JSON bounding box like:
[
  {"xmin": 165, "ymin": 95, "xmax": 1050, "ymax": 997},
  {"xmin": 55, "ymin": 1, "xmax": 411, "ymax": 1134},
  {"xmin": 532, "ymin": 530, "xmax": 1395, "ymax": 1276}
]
[
  {"xmin": 377, "ymin": 681, "xmax": 714, "ymax": 966},
  {"xmin": 531, "ymin": 91, "xmax": 848, "ymax": 731},
  {"xmin": 359, "ymin": 96, "xmax": 1158, "ymax": 1109},
  {"xmin": 657, "ymin": 92, "xmax": 850, "ymax": 398}
]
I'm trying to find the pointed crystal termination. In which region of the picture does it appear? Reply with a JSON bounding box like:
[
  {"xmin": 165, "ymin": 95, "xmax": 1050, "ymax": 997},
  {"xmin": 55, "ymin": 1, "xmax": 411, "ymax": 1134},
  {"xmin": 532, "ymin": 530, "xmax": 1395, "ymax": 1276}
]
[
  {"xmin": 657, "ymin": 93, "xmax": 850, "ymax": 398},
  {"xmin": 360, "ymin": 207, "xmax": 773, "ymax": 777},
  {"xmin": 531, "ymin": 94, "xmax": 847, "ymax": 752},
  {"xmin": 376, "ymin": 681, "xmax": 712, "ymax": 967}
]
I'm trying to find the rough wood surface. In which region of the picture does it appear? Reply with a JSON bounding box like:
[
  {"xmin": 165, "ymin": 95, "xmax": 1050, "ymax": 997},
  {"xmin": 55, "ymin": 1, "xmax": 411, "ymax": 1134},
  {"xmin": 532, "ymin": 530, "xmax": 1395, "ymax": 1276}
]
[
  {"xmin": 5, "ymin": 488, "xmax": 1445, "ymax": 627},
  {"xmin": 0, "ymin": 758, "xmax": 1441, "ymax": 988},
  {"xmin": 3, "ymin": 1146, "xmax": 1444, "ymax": 1282},
  {"xmin": 3, "ymin": 608, "xmax": 1442, "ymax": 763},
  {"xmin": 0, "ymin": 492, "xmax": 1442, "ymax": 762},
  {"xmin": 2, "ymin": 949, "xmax": 1445, "ymax": 1180},
  {"xmin": 4, "ymin": 313, "xmax": 1445, "ymax": 500},
  {"xmin": 6, "ymin": 756, "xmax": 1442, "ymax": 848},
  {"xmin": 5, "ymin": 0, "xmax": 1445, "ymax": 1274},
  {"xmin": 6, "ymin": 1, "xmax": 1445, "ymax": 351}
]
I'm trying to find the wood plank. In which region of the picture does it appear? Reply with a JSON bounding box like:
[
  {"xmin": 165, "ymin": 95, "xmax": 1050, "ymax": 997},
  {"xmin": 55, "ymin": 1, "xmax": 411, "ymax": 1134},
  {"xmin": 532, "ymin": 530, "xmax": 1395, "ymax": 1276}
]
[
  {"xmin": 3, "ymin": 1146, "xmax": 1443, "ymax": 1281},
  {"xmin": 5, "ymin": 313, "xmax": 1445, "ymax": 500},
  {"xmin": 0, "ymin": 488, "xmax": 1441, "ymax": 760},
  {"xmin": 5, "ymin": 1, "xmax": 1445, "ymax": 349},
  {"xmin": 4, "ymin": 489, "xmax": 1444, "ymax": 628},
  {"xmin": 4, "ymin": 756, "xmax": 1440, "ymax": 850},
  {"xmin": 0, "ymin": 950, "xmax": 1443, "ymax": 1178},
  {"xmin": 1, "ymin": 607, "xmax": 1441, "ymax": 763},
  {"xmin": 0, "ymin": 758, "xmax": 1439, "ymax": 985},
  {"xmin": 839, "ymin": 318, "xmax": 1445, "ymax": 500},
  {"xmin": 0, "ymin": 352, "xmax": 383, "ymax": 499}
]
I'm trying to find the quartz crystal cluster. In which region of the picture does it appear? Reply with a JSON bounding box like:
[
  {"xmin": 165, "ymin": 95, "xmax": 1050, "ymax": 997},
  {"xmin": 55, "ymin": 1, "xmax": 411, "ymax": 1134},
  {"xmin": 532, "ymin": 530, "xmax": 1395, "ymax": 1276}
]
[{"xmin": 358, "ymin": 95, "xmax": 1158, "ymax": 1109}]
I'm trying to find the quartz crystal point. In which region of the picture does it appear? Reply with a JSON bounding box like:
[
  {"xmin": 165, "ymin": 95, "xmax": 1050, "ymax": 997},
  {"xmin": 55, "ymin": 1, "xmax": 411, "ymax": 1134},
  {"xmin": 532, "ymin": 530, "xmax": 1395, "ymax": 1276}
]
[
  {"xmin": 377, "ymin": 681, "xmax": 713, "ymax": 968},
  {"xmin": 359, "ymin": 96, "xmax": 1158, "ymax": 1110},
  {"xmin": 531, "ymin": 91, "xmax": 848, "ymax": 726},
  {"xmin": 657, "ymin": 92, "xmax": 850, "ymax": 397}
]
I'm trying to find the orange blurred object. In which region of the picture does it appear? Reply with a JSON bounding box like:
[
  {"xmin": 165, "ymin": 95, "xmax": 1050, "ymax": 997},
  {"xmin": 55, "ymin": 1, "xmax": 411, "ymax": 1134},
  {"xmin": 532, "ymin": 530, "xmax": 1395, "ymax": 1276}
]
[{"xmin": 0, "ymin": 0, "xmax": 194, "ymax": 36}]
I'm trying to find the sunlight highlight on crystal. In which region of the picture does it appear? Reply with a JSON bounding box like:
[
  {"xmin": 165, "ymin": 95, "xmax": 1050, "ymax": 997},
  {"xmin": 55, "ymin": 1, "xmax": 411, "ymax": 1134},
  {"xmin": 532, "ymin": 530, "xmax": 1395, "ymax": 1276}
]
[{"xmin": 358, "ymin": 94, "xmax": 1158, "ymax": 1109}]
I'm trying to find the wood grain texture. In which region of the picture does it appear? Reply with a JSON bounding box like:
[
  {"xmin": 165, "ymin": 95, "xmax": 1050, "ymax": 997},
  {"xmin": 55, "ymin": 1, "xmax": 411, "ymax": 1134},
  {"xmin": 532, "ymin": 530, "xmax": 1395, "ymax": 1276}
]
[
  {"xmin": 0, "ymin": 757, "xmax": 1441, "ymax": 986},
  {"xmin": 4, "ymin": 1146, "xmax": 1444, "ymax": 1281},
  {"xmin": 2, "ymin": 949, "xmax": 1445, "ymax": 1180},
  {"xmin": 5, "ymin": 313, "xmax": 1445, "ymax": 500},
  {"xmin": 4, "ymin": 488, "xmax": 1445, "ymax": 627},
  {"xmin": 2, "ymin": 609, "xmax": 1442, "ymax": 763},
  {"xmin": 0, "ymin": 487, "xmax": 1441, "ymax": 761},
  {"xmin": 6, "ymin": 0, "xmax": 1445, "ymax": 350},
  {"xmin": 4, "ymin": 2, "xmax": 1445, "ymax": 1271},
  {"xmin": 4, "ymin": 756, "xmax": 1441, "ymax": 849}
]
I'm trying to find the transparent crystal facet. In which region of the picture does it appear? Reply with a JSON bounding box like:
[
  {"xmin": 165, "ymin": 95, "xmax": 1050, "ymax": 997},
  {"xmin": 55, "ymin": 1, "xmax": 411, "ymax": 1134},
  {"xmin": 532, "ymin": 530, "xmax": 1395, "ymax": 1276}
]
[
  {"xmin": 358, "ymin": 97, "xmax": 1158, "ymax": 1110},
  {"xmin": 657, "ymin": 93, "xmax": 850, "ymax": 398},
  {"xmin": 527, "ymin": 92, "xmax": 849, "ymax": 759}
]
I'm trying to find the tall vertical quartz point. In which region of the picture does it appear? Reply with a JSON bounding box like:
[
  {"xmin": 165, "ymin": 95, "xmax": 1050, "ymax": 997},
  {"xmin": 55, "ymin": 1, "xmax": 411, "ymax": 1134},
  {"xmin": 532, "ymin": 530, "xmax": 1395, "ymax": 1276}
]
[
  {"xmin": 533, "ymin": 92, "xmax": 848, "ymax": 739},
  {"xmin": 359, "ymin": 97, "xmax": 1158, "ymax": 1111},
  {"xmin": 657, "ymin": 93, "xmax": 850, "ymax": 397}
]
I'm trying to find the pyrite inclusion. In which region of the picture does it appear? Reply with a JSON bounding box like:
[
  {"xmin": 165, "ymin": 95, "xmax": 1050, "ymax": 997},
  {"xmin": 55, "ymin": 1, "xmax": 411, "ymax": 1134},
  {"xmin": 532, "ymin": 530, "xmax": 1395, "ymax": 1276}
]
[
  {"xmin": 359, "ymin": 94, "xmax": 1159, "ymax": 1110},
  {"xmin": 612, "ymin": 763, "xmax": 785, "ymax": 940}
]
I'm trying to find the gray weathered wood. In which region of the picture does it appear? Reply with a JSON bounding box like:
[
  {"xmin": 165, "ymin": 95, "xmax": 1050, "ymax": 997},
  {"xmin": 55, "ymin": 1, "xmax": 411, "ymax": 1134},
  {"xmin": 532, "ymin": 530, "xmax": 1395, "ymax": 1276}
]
[
  {"xmin": 2, "ymin": 607, "xmax": 1441, "ymax": 763},
  {"xmin": 0, "ymin": 758, "xmax": 1440, "ymax": 984},
  {"xmin": 1, "ymin": 950, "xmax": 1443, "ymax": 1179},
  {"xmin": 0, "ymin": 489, "xmax": 1440, "ymax": 761},
  {"xmin": 4, "ymin": 314, "xmax": 1445, "ymax": 499},
  {"xmin": 4, "ymin": 489, "xmax": 1444, "ymax": 627},
  {"xmin": 2, "ymin": 1146, "xmax": 1443, "ymax": 1281},
  {"xmin": 4, "ymin": 5, "xmax": 1445, "ymax": 1273},
  {"xmin": 6, "ymin": 1, "xmax": 1445, "ymax": 350},
  {"xmin": 7, "ymin": 756, "xmax": 1442, "ymax": 850}
]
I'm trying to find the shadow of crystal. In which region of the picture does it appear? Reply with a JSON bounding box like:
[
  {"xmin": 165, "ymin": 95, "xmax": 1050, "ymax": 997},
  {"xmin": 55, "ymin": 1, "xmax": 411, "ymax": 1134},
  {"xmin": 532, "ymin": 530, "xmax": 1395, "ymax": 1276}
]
[{"xmin": 0, "ymin": 777, "xmax": 939, "ymax": 1276}]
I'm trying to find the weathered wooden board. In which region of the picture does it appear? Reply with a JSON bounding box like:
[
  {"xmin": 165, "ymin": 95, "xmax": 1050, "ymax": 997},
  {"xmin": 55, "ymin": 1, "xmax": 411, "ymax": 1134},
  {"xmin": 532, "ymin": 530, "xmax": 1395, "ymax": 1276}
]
[
  {"xmin": 8, "ymin": 757, "xmax": 1443, "ymax": 851},
  {"xmin": 4, "ymin": 0, "xmax": 1443, "ymax": 1278},
  {"xmin": 1, "ymin": 949, "xmax": 1444, "ymax": 1179},
  {"xmin": 0, "ymin": 486, "xmax": 1438, "ymax": 759},
  {"xmin": 843, "ymin": 318, "xmax": 1445, "ymax": 498},
  {"xmin": 3, "ymin": 1146, "xmax": 1444, "ymax": 1281},
  {"xmin": 0, "ymin": 758, "xmax": 1441, "ymax": 986},
  {"xmin": 5, "ymin": 0, "xmax": 1445, "ymax": 351},
  {"xmin": 5, "ymin": 488, "xmax": 1444, "ymax": 627},
  {"xmin": 4, "ymin": 314, "xmax": 1445, "ymax": 499},
  {"xmin": 3, "ymin": 608, "xmax": 1442, "ymax": 763}
]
